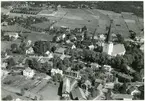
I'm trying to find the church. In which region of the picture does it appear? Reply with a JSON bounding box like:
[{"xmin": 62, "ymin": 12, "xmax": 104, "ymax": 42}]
[{"xmin": 103, "ymin": 20, "xmax": 126, "ymax": 57}]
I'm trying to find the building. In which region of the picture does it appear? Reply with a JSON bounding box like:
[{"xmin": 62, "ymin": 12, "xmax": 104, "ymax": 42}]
[
  {"xmin": 103, "ymin": 21, "xmax": 126, "ymax": 56},
  {"xmin": 23, "ymin": 67, "xmax": 35, "ymax": 78},
  {"xmin": 111, "ymin": 44, "xmax": 126, "ymax": 56},
  {"xmin": 140, "ymin": 44, "xmax": 144, "ymax": 52},
  {"xmin": 88, "ymin": 44, "xmax": 95, "ymax": 50},
  {"xmin": 105, "ymin": 82, "xmax": 114, "ymax": 89},
  {"xmin": 1, "ymin": 69, "xmax": 9, "ymax": 80},
  {"xmin": 51, "ymin": 68, "xmax": 63, "ymax": 76},
  {"xmin": 62, "ymin": 77, "xmax": 71, "ymax": 98},
  {"xmin": 64, "ymin": 70, "xmax": 80, "ymax": 79},
  {"xmin": 71, "ymin": 87, "xmax": 87, "ymax": 100},
  {"xmin": 26, "ymin": 47, "xmax": 34, "ymax": 55},
  {"xmin": 90, "ymin": 63, "xmax": 101, "ymax": 70},
  {"xmin": 4, "ymin": 32, "xmax": 19, "ymax": 40},
  {"xmin": 55, "ymin": 47, "xmax": 67, "ymax": 55},
  {"xmin": 111, "ymin": 93, "xmax": 133, "ymax": 100}
]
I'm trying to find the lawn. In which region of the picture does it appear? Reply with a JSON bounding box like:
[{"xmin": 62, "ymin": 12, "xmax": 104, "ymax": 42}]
[{"xmin": 37, "ymin": 84, "xmax": 60, "ymax": 100}]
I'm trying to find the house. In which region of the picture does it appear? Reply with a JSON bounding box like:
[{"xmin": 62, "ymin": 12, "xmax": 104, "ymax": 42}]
[
  {"xmin": 45, "ymin": 50, "xmax": 50, "ymax": 55},
  {"xmin": 62, "ymin": 77, "xmax": 71, "ymax": 98},
  {"xmin": 1, "ymin": 62, "xmax": 8, "ymax": 69},
  {"xmin": 140, "ymin": 44, "xmax": 144, "ymax": 52},
  {"xmin": 95, "ymin": 79, "xmax": 103, "ymax": 84},
  {"xmin": 71, "ymin": 44, "xmax": 76, "ymax": 49},
  {"xmin": 127, "ymin": 86, "xmax": 141, "ymax": 96},
  {"xmin": 97, "ymin": 83, "xmax": 103, "ymax": 90},
  {"xmin": 4, "ymin": 32, "xmax": 19, "ymax": 40},
  {"xmin": 45, "ymin": 51, "xmax": 54, "ymax": 59},
  {"xmin": 60, "ymin": 53, "xmax": 71, "ymax": 60},
  {"xmin": 23, "ymin": 67, "xmax": 35, "ymax": 78},
  {"xmin": 64, "ymin": 70, "xmax": 80, "ymax": 79},
  {"xmin": 111, "ymin": 93, "xmax": 133, "ymax": 100},
  {"xmin": 114, "ymin": 71, "xmax": 133, "ymax": 81},
  {"xmin": 1, "ymin": 21, "xmax": 8, "ymax": 26},
  {"xmin": 125, "ymin": 65, "xmax": 136, "ymax": 74},
  {"xmin": 1, "ymin": 69, "xmax": 9, "ymax": 80},
  {"xmin": 26, "ymin": 40, "xmax": 32, "ymax": 47},
  {"xmin": 90, "ymin": 63, "xmax": 101, "ymax": 70},
  {"xmin": 55, "ymin": 47, "xmax": 67, "ymax": 55},
  {"xmin": 105, "ymin": 82, "xmax": 114, "ymax": 89},
  {"xmin": 71, "ymin": 87, "xmax": 87, "ymax": 100},
  {"xmin": 88, "ymin": 44, "xmax": 95, "ymax": 50},
  {"xmin": 103, "ymin": 65, "xmax": 113, "ymax": 72},
  {"xmin": 26, "ymin": 47, "xmax": 34, "ymax": 55},
  {"xmin": 51, "ymin": 68, "xmax": 63, "ymax": 76}
]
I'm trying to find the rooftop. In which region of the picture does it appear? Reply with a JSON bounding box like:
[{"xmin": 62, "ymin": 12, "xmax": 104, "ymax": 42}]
[
  {"xmin": 112, "ymin": 44, "xmax": 126, "ymax": 56},
  {"xmin": 71, "ymin": 87, "xmax": 86, "ymax": 100}
]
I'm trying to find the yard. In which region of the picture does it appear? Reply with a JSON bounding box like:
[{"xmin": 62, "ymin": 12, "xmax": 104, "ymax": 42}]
[{"xmin": 37, "ymin": 83, "xmax": 60, "ymax": 100}]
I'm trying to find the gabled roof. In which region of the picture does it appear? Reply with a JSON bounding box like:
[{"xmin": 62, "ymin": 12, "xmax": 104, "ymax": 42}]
[
  {"xmin": 62, "ymin": 77, "xmax": 71, "ymax": 94},
  {"xmin": 71, "ymin": 87, "xmax": 86, "ymax": 100},
  {"xmin": 114, "ymin": 71, "xmax": 133, "ymax": 80}
]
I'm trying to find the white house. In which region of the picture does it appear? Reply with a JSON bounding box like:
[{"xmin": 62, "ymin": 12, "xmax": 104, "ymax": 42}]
[
  {"xmin": 45, "ymin": 50, "xmax": 50, "ymax": 55},
  {"xmin": 26, "ymin": 40, "xmax": 32, "ymax": 47},
  {"xmin": 4, "ymin": 32, "xmax": 19, "ymax": 40},
  {"xmin": 62, "ymin": 34, "xmax": 66, "ymax": 39},
  {"xmin": 71, "ymin": 44, "xmax": 76, "ymax": 49},
  {"xmin": 51, "ymin": 68, "xmax": 63, "ymax": 76},
  {"xmin": 23, "ymin": 67, "xmax": 35, "ymax": 78},
  {"xmin": 26, "ymin": 47, "xmax": 34, "ymax": 55},
  {"xmin": 88, "ymin": 44, "xmax": 94, "ymax": 50}
]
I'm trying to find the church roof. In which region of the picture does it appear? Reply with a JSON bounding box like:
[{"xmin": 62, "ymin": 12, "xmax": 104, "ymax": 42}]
[{"xmin": 112, "ymin": 44, "xmax": 126, "ymax": 56}]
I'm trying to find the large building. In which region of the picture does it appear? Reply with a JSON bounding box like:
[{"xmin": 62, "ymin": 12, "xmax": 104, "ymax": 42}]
[{"xmin": 103, "ymin": 20, "xmax": 126, "ymax": 56}]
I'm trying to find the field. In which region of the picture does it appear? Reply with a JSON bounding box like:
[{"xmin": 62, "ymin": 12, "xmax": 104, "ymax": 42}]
[
  {"xmin": 2, "ymin": 75, "xmax": 60, "ymax": 100},
  {"xmin": 51, "ymin": 8, "xmax": 110, "ymax": 32}
]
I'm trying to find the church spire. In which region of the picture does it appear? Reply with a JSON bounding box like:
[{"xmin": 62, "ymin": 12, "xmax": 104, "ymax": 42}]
[{"xmin": 106, "ymin": 20, "xmax": 113, "ymax": 43}]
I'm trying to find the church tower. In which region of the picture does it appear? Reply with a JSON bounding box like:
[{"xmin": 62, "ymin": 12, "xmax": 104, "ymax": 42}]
[{"xmin": 103, "ymin": 20, "xmax": 113, "ymax": 55}]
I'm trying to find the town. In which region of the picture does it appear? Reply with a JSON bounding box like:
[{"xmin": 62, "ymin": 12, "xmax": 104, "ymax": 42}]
[{"xmin": 1, "ymin": 1, "xmax": 144, "ymax": 100}]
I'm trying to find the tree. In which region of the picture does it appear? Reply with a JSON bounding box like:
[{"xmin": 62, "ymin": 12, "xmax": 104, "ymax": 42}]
[
  {"xmin": 111, "ymin": 55, "xmax": 125, "ymax": 70},
  {"xmin": 116, "ymin": 34, "xmax": 124, "ymax": 43},
  {"xmin": 6, "ymin": 49, "xmax": 12, "ymax": 55},
  {"xmin": 11, "ymin": 43, "xmax": 19, "ymax": 53},
  {"xmin": 6, "ymin": 58, "xmax": 16, "ymax": 69},
  {"xmin": 19, "ymin": 41, "xmax": 26, "ymax": 54},
  {"xmin": 51, "ymin": 46, "xmax": 56, "ymax": 53},
  {"xmin": 33, "ymin": 41, "xmax": 50, "ymax": 55},
  {"xmin": 2, "ymin": 95, "xmax": 13, "ymax": 100},
  {"xmin": 1, "ymin": 51, "xmax": 6, "ymax": 58},
  {"xmin": 133, "ymin": 72, "xmax": 142, "ymax": 82},
  {"xmin": 130, "ymin": 31, "xmax": 136, "ymax": 40},
  {"xmin": 98, "ymin": 52, "xmax": 109, "ymax": 65}
]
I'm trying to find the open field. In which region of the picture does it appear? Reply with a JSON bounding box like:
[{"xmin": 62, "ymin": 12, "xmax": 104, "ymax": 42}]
[
  {"xmin": 1, "ymin": 40, "xmax": 21, "ymax": 52},
  {"xmin": 2, "ymin": 74, "xmax": 60, "ymax": 100},
  {"xmin": 37, "ymin": 84, "xmax": 60, "ymax": 100},
  {"xmin": 31, "ymin": 21, "xmax": 53, "ymax": 29}
]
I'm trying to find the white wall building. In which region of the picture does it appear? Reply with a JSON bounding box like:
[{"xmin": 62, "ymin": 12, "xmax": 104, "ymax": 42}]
[{"xmin": 23, "ymin": 67, "xmax": 35, "ymax": 78}]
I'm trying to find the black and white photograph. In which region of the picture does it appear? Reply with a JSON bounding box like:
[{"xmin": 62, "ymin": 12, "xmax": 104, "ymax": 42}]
[{"xmin": 1, "ymin": 1, "xmax": 144, "ymax": 100}]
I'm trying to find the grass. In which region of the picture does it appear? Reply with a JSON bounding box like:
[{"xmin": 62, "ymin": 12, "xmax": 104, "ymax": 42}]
[{"xmin": 37, "ymin": 83, "xmax": 60, "ymax": 100}]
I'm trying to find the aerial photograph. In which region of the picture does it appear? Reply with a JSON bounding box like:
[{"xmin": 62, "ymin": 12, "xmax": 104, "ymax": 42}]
[{"xmin": 1, "ymin": 1, "xmax": 144, "ymax": 100}]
